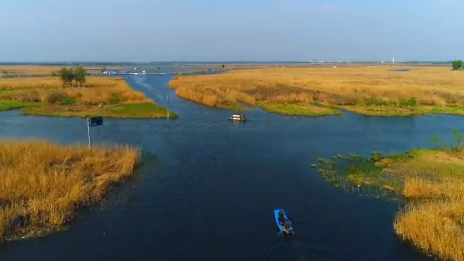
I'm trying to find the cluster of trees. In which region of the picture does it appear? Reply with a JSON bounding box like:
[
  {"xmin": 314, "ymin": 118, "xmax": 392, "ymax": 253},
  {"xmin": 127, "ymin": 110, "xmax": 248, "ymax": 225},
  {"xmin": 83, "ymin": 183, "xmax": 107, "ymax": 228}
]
[
  {"xmin": 452, "ymin": 60, "xmax": 463, "ymax": 70},
  {"xmin": 58, "ymin": 67, "xmax": 87, "ymax": 87}
]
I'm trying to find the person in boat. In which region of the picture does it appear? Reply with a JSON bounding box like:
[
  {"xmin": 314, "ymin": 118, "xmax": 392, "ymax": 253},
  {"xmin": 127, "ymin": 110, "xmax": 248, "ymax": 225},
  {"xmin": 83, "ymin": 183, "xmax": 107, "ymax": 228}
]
[
  {"xmin": 278, "ymin": 210, "xmax": 293, "ymax": 231},
  {"xmin": 278, "ymin": 211, "xmax": 287, "ymax": 226},
  {"xmin": 285, "ymin": 219, "xmax": 293, "ymax": 230}
]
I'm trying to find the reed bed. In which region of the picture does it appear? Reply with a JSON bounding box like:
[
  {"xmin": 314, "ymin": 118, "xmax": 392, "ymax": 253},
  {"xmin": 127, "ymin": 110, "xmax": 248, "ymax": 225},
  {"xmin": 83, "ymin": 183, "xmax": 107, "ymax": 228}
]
[
  {"xmin": 0, "ymin": 77, "xmax": 151, "ymax": 105},
  {"xmin": 0, "ymin": 65, "xmax": 122, "ymax": 77},
  {"xmin": 0, "ymin": 140, "xmax": 141, "ymax": 242},
  {"xmin": 0, "ymin": 66, "xmax": 63, "ymax": 76},
  {"xmin": 317, "ymin": 148, "xmax": 464, "ymax": 261},
  {"xmin": 0, "ymin": 77, "xmax": 171, "ymax": 118},
  {"xmin": 170, "ymin": 66, "xmax": 464, "ymax": 116}
]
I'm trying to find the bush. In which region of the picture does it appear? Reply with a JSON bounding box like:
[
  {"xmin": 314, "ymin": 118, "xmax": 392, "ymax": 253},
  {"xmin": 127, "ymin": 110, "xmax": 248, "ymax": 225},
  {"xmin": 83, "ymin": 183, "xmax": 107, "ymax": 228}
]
[
  {"xmin": 60, "ymin": 97, "xmax": 77, "ymax": 105},
  {"xmin": 44, "ymin": 91, "xmax": 69, "ymax": 104},
  {"xmin": 372, "ymin": 151, "xmax": 384, "ymax": 161},
  {"xmin": 364, "ymin": 99, "xmax": 385, "ymax": 106},
  {"xmin": 109, "ymin": 93, "xmax": 122, "ymax": 104},
  {"xmin": 452, "ymin": 60, "xmax": 463, "ymax": 70},
  {"xmin": 399, "ymin": 98, "xmax": 417, "ymax": 107}
]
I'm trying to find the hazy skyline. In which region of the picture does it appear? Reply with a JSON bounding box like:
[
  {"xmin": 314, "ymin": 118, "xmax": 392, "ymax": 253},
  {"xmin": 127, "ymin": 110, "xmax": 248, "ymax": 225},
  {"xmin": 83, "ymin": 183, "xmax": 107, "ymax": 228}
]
[{"xmin": 1, "ymin": 0, "xmax": 463, "ymax": 62}]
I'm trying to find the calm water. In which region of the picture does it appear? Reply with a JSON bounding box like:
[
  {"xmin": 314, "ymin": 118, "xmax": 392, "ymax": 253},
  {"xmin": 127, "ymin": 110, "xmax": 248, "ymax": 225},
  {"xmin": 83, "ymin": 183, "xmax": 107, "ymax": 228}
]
[{"xmin": 1, "ymin": 74, "xmax": 463, "ymax": 261}]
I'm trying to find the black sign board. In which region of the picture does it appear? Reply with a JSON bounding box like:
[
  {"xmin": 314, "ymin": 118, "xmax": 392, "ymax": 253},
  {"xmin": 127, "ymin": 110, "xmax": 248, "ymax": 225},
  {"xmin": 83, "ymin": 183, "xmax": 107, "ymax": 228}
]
[{"xmin": 88, "ymin": 116, "xmax": 103, "ymax": 127}]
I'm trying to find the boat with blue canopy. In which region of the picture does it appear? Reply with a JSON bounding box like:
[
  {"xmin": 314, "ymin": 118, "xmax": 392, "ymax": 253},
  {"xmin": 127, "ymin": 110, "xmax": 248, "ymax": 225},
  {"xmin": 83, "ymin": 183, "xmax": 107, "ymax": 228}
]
[{"xmin": 274, "ymin": 209, "xmax": 293, "ymax": 233}]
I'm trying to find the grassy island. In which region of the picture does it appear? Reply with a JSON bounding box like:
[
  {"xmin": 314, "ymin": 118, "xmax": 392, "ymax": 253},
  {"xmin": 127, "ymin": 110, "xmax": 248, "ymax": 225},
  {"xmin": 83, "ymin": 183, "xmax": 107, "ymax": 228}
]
[
  {"xmin": 315, "ymin": 136, "xmax": 464, "ymax": 261},
  {"xmin": 0, "ymin": 77, "xmax": 176, "ymax": 118},
  {"xmin": 169, "ymin": 66, "xmax": 464, "ymax": 117},
  {"xmin": 0, "ymin": 140, "xmax": 140, "ymax": 243}
]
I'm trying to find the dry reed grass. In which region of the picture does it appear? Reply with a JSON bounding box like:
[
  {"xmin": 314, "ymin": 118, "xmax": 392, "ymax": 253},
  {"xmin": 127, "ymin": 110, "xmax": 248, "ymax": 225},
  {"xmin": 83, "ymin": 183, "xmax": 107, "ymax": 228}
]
[
  {"xmin": 0, "ymin": 77, "xmax": 171, "ymax": 118},
  {"xmin": 0, "ymin": 140, "xmax": 140, "ymax": 242},
  {"xmin": 0, "ymin": 66, "xmax": 63, "ymax": 76},
  {"xmin": 319, "ymin": 147, "xmax": 464, "ymax": 260},
  {"xmin": 0, "ymin": 65, "xmax": 123, "ymax": 76},
  {"xmin": 170, "ymin": 66, "xmax": 464, "ymax": 116},
  {"xmin": 395, "ymin": 198, "xmax": 464, "ymax": 261},
  {"xmin": 342, "ymin": 148, "xmax": 464, "ymax": 261},
  {"xmin": 389, "ymin": 149, "xmax": 464, "ymax": 261},
  {"xmin": 0, "ymin": 77, "xmax": 151, "ymax": 105},
  {"xmin": 0, "ymin": 77, "xmax": 64, "ymax": 89}
]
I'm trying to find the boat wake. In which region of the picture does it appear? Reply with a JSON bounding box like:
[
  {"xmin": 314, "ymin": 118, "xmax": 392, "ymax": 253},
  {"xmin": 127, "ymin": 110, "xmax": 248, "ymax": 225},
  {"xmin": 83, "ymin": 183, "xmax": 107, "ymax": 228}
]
[{"xmin": 259, "ymin": 233, "xmax": 354, "ymax": 261}]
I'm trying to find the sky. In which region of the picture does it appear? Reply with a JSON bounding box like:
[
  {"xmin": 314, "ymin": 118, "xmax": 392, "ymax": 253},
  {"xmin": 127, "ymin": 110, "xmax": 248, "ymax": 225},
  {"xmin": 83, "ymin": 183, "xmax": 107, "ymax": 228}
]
[{"xmin": 0, "ymin": 0, "xmax": 463, "ymax": 62}]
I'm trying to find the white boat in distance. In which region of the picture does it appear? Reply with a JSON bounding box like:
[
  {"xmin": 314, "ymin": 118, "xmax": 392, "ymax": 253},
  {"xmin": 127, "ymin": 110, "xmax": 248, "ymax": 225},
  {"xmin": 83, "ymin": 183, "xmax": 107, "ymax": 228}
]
[{"xmin": 229, "ymin": 114, "xmax": 247, "ymax": 122}]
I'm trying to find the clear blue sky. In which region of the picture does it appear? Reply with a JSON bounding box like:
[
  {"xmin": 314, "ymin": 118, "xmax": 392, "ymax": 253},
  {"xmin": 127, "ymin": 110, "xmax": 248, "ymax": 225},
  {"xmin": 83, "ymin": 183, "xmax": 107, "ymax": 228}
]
[{"xmin": 1, "ymin": 0, "xmax": 462, "ymax": 62}]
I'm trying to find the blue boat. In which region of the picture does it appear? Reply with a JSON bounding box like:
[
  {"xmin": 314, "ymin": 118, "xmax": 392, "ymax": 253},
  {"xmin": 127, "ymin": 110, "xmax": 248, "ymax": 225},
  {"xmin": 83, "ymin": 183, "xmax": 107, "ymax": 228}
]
[{"xmin": 274, "ymin": 209, "xmax": 293, "ymax": 233}]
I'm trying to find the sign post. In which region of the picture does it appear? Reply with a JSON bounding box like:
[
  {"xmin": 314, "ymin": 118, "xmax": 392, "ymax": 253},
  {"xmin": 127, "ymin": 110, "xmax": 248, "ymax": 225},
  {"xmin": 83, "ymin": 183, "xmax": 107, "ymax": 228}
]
[
  {"xmin": 87, "ymin": 117, "xmax": 91, "ymax": 149},
  {"xmin": 86, "ymin": 116, "xmax": 103, "ymax": 149}
]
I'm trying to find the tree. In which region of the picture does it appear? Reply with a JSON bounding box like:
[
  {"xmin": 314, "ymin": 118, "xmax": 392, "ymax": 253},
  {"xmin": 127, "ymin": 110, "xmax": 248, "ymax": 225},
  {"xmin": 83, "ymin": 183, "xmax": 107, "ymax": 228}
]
[
  {"xmin": 67, "ymin": 68, "xmax": 76, "ymax": 87},
  {"xmin": 74, "ymin": 67, "xmax": 87, "ymax": 87},
  {"xmin": 58, "ymin": 68, "xmax": 70, "ymax": 87},
  {"xmin": 452, "ymin": 60, "xmax": 463, "ymax": 70},
  {"xmin": 58, "ymin": 67, "xmax": 78, "ymax": 87}
]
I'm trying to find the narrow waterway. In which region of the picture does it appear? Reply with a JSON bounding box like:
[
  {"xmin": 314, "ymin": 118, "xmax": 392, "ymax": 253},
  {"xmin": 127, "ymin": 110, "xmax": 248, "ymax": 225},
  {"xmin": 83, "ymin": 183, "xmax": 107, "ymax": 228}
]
[{"xmin": 1, "ymin": 73, "xmax": 461, "ymax": 261}]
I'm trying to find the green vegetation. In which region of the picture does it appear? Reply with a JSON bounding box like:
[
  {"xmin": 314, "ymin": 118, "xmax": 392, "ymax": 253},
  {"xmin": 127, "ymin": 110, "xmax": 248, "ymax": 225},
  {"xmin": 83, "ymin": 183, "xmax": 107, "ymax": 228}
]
[
  {"xmin": 338, "ymin": 105, "xmax": 425, "ymax": 117},
  {"xmin": 452, "ymin": 60, "xmax": 463, "ymax": 70},
  {"xmin": 74, "ymin": 67, "xmax": 87, "ymax": 87},
  {"xmin": 429, "ymin": 106, "xmax": 464, "ymax": 115},
  {"xmin": 23, "ymin": 103, "xmax": 176, "ymax": 119},
  {"xmin": 316, "ymin": 151, "xmax": 406, "ymax": 196},
  {"xmin": 0, "ymin": 90, "xmax": 13, "ymax": 95},
  {"xmin": 314, "ymin": 130, "xmax": 464, "ymax": 261},
  {"xmin": 0, "ymin": 101, "xmax": 39, "ymax": 111},
  {"xmin": 109, "ymin": 103, "xmax": 177, "ymax": 118},
  {"xmin": 225, "ymin": 103, "xmax": 247, "ymax": 112},
  {"xmin": 60, "ymin": 97, "xmax": 77, "ymax": 105},
  {"xmin": 338, "ymin": 104, "xmax": 464, "ymax": 117},
  {"xmin": 259, "ymin": 102, "xmax": 342, "ymax": 117},
  {"xmin": 58, "ymin": 67, "xmax": 87, "ymax": 87}
]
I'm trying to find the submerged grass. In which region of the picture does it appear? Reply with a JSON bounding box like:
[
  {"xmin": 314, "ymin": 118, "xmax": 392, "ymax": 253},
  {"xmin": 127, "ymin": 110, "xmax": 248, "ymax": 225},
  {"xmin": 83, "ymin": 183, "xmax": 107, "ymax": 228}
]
[
  {"xmin": 0, "ymin": 140, "xmax": 141, "ymax": 243},
  {"xmin": 0, "ymin": 77, "xmax": 172, "ymax": 118},
  {"xmin": 316, "ymin": 147, "xmax": 464, "ymax": 261},
  {"xmin": 169, "ymin": 66, "xmax": 464, "ymax": 117}
]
